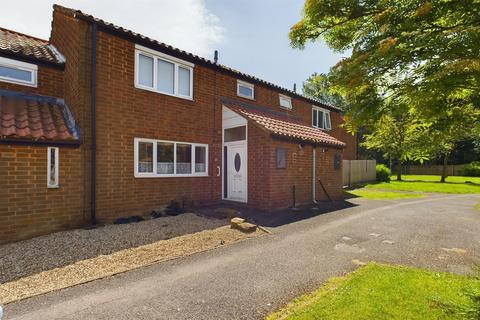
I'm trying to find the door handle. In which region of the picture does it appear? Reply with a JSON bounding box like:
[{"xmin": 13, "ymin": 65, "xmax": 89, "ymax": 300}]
[{"xmin": 216, "ymin": 166, "xmax": 221, "ymax": 177}]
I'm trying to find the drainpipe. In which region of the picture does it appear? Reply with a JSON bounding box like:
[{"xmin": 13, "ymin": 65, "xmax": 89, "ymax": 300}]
[
  {"xmin": 90, "ymin": 22, "xmax": 97, "ymax": 225},
  {"xmin": 312, "ymin": 147, "xmax": 317, "ymax": 203}
]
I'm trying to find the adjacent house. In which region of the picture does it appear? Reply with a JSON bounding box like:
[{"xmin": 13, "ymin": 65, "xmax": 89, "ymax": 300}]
[{"xmin": 0, "ymin": 5, "xmax": 357, "ymax": 243}]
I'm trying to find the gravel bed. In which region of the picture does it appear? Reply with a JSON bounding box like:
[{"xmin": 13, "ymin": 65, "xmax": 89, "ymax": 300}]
[
  {"xmin": 0, "ymin": 213, "xmax": 226, "ymax": 284},
  {"xmin": 0, "ymin": 226, "xmax": 264, "ymax": 304}
]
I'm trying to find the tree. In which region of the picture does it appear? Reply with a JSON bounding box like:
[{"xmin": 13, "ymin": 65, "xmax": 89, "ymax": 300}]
[
  {"xmin": 419, "ymin": 104, "xmax": 480, "ymax": 182},
  {"xmin": 362, "ymin": 103, "xmax": 429, "ymax": 181},
  {"xmin": 303, "ymin": 73, "xmax": 347, "ymax": 109},
  {"xmin": 290, "ymin": 0, "xmax": 480, "ymax": 129}
]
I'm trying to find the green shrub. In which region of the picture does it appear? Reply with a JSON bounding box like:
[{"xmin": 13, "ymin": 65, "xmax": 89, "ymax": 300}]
[
  {"xmin": 376, "ymin": 164, "xmax": 391, "ymax": 182},
  {"xmin": 460, "ymin": 162, "xmax": 480, "ymax": 177}
]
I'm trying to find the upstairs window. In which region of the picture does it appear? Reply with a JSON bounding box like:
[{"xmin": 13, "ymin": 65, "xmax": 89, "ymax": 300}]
[
  {"xmin": 312, "ymin": 106, "xmax": 332, "ymax": 130},
  {"xmin": 237, "ymin": 80, "xmax": 254, "ymax": 100},
  {"xmin": 135, "ymin": 45, "xmax": 193, "ymax": 99},
  {"xmin": 134, "ymin": 138, "xmax": 208, "ymax": 177},
  {"xmin": 279, "ymin": 94, "xmax": 292, "ymax": 109},
  {"xmin": 0, "ymin": 56, "xmax": 37, "ymax": 87}
]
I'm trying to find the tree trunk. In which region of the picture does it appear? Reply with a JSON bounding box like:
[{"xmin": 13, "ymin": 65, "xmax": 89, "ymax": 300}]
[
  {"xmin": 440, "ymin": 155, "xmax": 448, "ymax": 183},
  {"xmin": 396, "ymin": 161, "xmax": 402, "ymax": 181}
]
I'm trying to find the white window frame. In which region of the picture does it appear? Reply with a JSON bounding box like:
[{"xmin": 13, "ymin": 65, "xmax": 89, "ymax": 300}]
[
  {"xmin": 134, "ymin": 44, "xmax": 194, "ymax": 100},
  {"xmin": 237, "ymin": 80, "xmax": 255, "ymax": 100},
  {"xmin": 134, "ymin": 138, "xmax": 208, "ymax": 178},
  {"xmin": 279, "ymin": 94, "xmax": 292, "ymax": 110},
  {"xmin": 312, "ymin": 106, "xmax": 332, "ymax": 130},
  {"xmin": 47, "ymin": 147, "xmax": 59, "ymax": 188},
  {"xmin": 0, "ymin": 56, "xmax": 37, "ymax": 87}
]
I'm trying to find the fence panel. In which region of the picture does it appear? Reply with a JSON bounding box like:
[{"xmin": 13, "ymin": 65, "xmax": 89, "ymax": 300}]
[
  {"xmin": 343, "ymin": 160, "xmax": 376, "ymax": 186},
  {"xmin": 404, "ymin": 164, "xmax": 467, "ymax": 176}
]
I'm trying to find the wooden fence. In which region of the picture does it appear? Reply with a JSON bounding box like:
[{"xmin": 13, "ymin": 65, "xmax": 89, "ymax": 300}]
[
  {"xmin": 403, "ymin": 164, "xmax": 467, "ymax": 176},
  {"xmin": 343, "ymin": 160, "xmax": 377, "ymax": 186}
]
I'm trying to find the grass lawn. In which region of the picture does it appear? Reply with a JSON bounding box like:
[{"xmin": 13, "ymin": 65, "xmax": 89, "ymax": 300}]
[
  {"xmin": 345, "ymin": 189, "xmax": 425, "ymax": 200},
  {"xmin": 266, "ymin": 263, "xmax": 480, "ymax": 320},
  {"xmin": 365, "ymin": 175, "xmax": 480, "ymax": 194}
]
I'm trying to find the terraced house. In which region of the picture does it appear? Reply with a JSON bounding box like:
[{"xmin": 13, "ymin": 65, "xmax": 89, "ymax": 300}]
[{"xmin": 0, "ymin": 5, "xmax": 357, "ymax": 243}]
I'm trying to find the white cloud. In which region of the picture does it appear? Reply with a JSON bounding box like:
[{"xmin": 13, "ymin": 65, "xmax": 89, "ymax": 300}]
[{"xmin": 0, "ymin": 0, "xmax": 225, "ymax": 57}]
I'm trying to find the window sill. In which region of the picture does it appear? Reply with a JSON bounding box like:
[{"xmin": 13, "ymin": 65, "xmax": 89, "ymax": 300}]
[
  {"xmin": 135, "ymin": 84, "xmax": 193, "ymax": 101},
  {"xmin": 237, "ymin": 94, "xmax": 255, "ymax": 101},
  {"xmin": 0, "ymin": 77, "xmax": 37, "ymax": 88},
  {"xmin": 135, "ymin": 173, "xmax": 209, "ymax": 178}
]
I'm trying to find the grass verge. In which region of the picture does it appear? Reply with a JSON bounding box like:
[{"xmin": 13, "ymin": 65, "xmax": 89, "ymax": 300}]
[
  {"xmin": 266, "ymin": 263, "xmax": 480, "ymax": 320},
  {"xmin": 365, "ymin": 175, "xmax": 480, "ymax": 194},
  {"xmin": 345, "ymin": 189, "xmax": 425, "ymax": 200}
]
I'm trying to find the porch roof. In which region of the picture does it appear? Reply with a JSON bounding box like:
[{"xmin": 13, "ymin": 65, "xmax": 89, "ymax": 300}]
[
  {"xmin": 222, "ymin": 98, "xmax": 346, "ymax": 148},
  {"xmin": 0, "ymin": 90, "xmax": 81, "ymax": 146}
]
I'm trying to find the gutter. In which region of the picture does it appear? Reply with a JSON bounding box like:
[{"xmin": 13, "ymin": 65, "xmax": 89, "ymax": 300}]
[
  {"xmin": 90, "ymin": 22, "xmax": 97, "ymax": 225},
  {"xmin": 0, "ymin": 139, "xmax": 82, "ymax": 147},
  {"xmin": 312, "ymin": 147, "xmax": 317, "ymax": 203}
]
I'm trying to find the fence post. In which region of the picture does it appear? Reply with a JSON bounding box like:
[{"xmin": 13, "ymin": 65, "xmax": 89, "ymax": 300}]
[{"xmin": 349, "ymin": 160, "xmax": 352, "ymax": 187}]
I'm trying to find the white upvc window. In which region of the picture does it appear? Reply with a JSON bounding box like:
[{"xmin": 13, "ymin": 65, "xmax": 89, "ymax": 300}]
[
  {"xmin": 312, "ymin": 106, "xmax": 332, "ymax": 130},
  {"xmin": 279, "ymin": 94, "xmax": 292, "ymax": 109},
  {"xmin": 237, "ymin": 80, "xmax": 254, "ymax": 100},
  {"xmin": 134, "ymin": 138, "xmax": 208, "ymax": 178},
  {"xmin": 0, "ymin": 56, "xmax": 37, "ymax": 87},
  {"xmin": 135, "ymin": 45, "xmax": 194, "ymax": 100},
  {"xmin": 47, "ymin": 147, "xmax": 59, "ymax": 188}
]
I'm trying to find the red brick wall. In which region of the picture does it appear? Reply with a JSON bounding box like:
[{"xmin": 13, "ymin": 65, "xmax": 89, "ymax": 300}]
[
  {"xmin": 0, "ymin": 64, "xmax": 64, "ymax": 98},
  {"xmin": 0, "ymin": 8, "xmax": 90, "ymax": 243},
  {"xmin": 0, "ymin": 144, "xmax": 85, "ymax": 243},
  {"xmin": 2, "ymin": 6, "xmax": 355, "ymax": 244},
  {"xmin": 50, "ymin": 7, "xmax": 93, "ymax": 223},
  {"xmin": 88, "ymin": 27, "xmax": 353, "ymax": 220},
  {"xmin": 247, "ymin": 123, "xmax": 272, "ymax": 211},
  {"xmin": 268, "ymin": 140, "xmax": 314, "ymax": 209},
  {"xmin": 315, "ymin": 148, "xmax": 344, "ymax": 201}
]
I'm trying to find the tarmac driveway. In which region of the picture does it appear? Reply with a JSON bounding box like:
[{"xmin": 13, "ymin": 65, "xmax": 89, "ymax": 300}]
[{"xmin": 5, "ymin": 194, "xmax": 480, "ymax": 320}]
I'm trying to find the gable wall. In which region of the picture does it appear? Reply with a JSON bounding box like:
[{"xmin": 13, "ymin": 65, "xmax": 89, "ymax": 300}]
[{"xmin": 0, "ymin": 8, "xmax": 91, "ymax": 243}]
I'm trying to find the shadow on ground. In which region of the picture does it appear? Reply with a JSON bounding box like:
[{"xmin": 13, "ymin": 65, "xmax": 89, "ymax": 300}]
[{"xmin": 198, "ymin": 200, "xmax": 358, "ymax": 228}]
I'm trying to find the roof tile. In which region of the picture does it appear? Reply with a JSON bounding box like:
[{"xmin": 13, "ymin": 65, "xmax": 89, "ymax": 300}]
[
  {"xmin": 0, "ymin": 90, "xmax": 81, "ymax": 144},
  {"xmin": 0, "ymin": 28, "xmax": 65, "ymax": 65},
  {"xmin": 223, "ymin": 99, "xmax": 346, "ymax": 148}
]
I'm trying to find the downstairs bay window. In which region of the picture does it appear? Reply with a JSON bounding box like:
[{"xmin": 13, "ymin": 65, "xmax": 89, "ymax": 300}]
[{"xmin": 134, "ymin": 138, "xmax": 208, "ymax": 177}]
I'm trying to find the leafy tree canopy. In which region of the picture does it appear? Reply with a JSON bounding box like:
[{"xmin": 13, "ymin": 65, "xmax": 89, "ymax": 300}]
[
  {"xmin": 290, "ymin": 0, "xmax": 480, "ymax": 129},
  {"xmin": 303, "ymin": 73, "xmax": 347, "ymax": 109}
]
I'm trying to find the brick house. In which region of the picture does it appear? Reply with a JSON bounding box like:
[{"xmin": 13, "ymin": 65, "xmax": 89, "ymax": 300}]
[{"xmin": 0, "ymin": 5, "xmax": 357, "ymax": 243}]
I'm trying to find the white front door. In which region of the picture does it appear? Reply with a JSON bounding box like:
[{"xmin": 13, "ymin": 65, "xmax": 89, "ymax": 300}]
[{"xmin": 226, "ymin": 143, "xmax": 247, "ymax": 202}]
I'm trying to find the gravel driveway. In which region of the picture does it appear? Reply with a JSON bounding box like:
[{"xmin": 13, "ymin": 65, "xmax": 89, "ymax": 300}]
[
  {"xmin": 5, "ymin": 194, "xmax": 480, "ymax": 320},
  {"xmin": 0, "ymin": 213, "xmax": 226, "ymax": 284}
]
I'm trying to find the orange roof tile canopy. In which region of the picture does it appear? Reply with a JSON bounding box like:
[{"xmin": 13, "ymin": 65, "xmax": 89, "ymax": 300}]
[
  {"xmin": 0, "ymin": 28, "xmax": 65, "ymax": 66},
  {"xmin": 0, "ymin": 90, "xmax": 81, "ymax": 145},
  {"xmin": 222, "ymin": 98, "xmax": 346, "ymax": 148}
]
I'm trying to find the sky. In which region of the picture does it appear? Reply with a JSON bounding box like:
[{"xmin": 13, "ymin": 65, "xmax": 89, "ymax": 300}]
[{"xmin": 0, "ymin": 0, "xmax": 346, "ymax": 91}]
